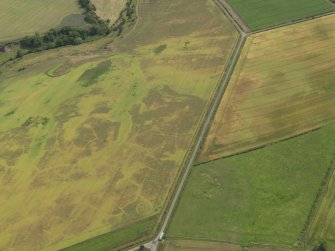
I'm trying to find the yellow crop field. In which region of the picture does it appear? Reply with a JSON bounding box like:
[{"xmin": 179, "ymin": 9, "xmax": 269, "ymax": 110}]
[
  {"xmin": 0, "ymin": 0, "xmax": 238, "ymax": 250},
  {"xmin": 199, "ymin": 14, "xmax": 335, "ymax": 162},
  {"xmin": 91, "ymin": 0, "xmax": 127, "ymax": 23}
]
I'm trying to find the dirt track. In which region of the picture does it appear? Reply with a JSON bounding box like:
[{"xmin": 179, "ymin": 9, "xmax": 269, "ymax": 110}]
[{"xmin": 220, "ymin": 0, "xmax": 251, "ymax": 33}]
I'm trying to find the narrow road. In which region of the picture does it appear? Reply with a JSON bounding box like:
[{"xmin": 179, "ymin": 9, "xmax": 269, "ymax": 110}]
[
  {"xmin": 219, "ymin": 0, "xmax": 251, "ymax": 33},
  {"xmin": 214, "ymin": 0, "xmax": 248, "ymax": 36},
  {"xmin": 129, "ymin": 35, "xmax": 246, "ymax": 251},
  {"xmin": 129, "ymin": 2, "xmax": 247, "ymax": 251}
]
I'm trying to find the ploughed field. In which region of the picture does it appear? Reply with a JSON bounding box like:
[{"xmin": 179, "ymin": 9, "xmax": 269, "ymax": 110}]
[
  {"xmin": 0, "ymin": 0, "xmax": 238, "ymax": 250},
  {"xmin": 199, "ymin": 14, "xmax": 335, "ymax": 162},
  {"xmin": 0, "ymin": 0, "xmax": 84, "ymax": 42},
  {"xmin": 169, "ymin": 125, "xmax": 335, "ymax": 247},
  {"xmin": 226, "ymin": 0, "xmax": 335, "ymax": 30}
]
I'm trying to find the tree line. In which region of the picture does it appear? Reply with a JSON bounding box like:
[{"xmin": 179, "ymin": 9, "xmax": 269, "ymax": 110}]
[{"xmin": 17, "ymin": 0, "xmax": 135, "ymax": 56}]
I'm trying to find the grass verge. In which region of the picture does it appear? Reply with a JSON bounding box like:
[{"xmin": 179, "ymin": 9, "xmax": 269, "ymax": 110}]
[{"xmin": 63, "ymin": 216, "xmax": 156, "ymax": 251}]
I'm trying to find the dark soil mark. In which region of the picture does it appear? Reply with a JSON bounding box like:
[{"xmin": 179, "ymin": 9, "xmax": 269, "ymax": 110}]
[
  {"xmin": 78, "ymin": 60, "xmax": 112, "ymax": 87},
  {"xmin": 154, "ymin": 44, "xmax": 167, "ymax": 55},
  {"xmin": 21, "ymin": 116, "xmax": 49, "ymax": 128},
  {"xmin": 4, "ymin": 108, "xmax": 16, "ymax": 117},
  {"xmin": 90, "ymin": 104, "xmax": 111, "ymax": 114},
  {"xmin": 55, "ymin": 96, "xmax": 81, "ymax": 123},
  {"xmin": 73, "ymin": 118, "xmax": 121, "ymax": 149},
  {"xmin": 0, "ymin": 127, "xmax": 32, "ymax": 166}
]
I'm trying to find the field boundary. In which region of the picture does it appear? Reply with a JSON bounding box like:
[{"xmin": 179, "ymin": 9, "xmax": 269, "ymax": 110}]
[
  {"xmin": 218, "ymin": 0, "xmax": 335, "ymax": 33},
  {"xmin": 213, "ymin": 0, "xmax": 247, "ymax": 35},
  {"xmin": 127, "ymin": 1, "xmax": 247, "ymax": 250},
  {"xmin": 196, "ymin": 127, "xmax": 323, "ymax": 166},
  {"xmin": 60, "ymin": 215, "xmax": 157, "ymax": 251},
  {"xmin": 127, "ymin": 20, "xmax": 242, "ymax": 251},
  {"xmin": 159, "ymin": 21, "xmax": 246, "ymax": 251},
  {"xmin": 164, "ymin": 237, "xmax": 296, "ymax": 251},
  {"xmin": 300, "ymin": 154, "xmax": 335, "ymax": 246},
  {"xmin": 251, "ymin": 9, "xmax": 335, "ymax": 34},
  {"xmin": 159, "ymin": 28, "xmax": 244, "ymax": 241},
  {"xmin": 217, "ymin": 0, "xmax": 251, "ymax": 33}
]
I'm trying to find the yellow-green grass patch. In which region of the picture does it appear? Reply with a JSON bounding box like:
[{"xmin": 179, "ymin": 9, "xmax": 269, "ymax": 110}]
[
  {"xmin": 199, "ymin": 14, "xmax": 335, "ymax": 162},
  {"xmin": 169, "ymin": 125, "xmax": 335, "ymax": 247},
  {"xmin": 0, "ymin": 0, "xmax": 239, "ymax": 250}
]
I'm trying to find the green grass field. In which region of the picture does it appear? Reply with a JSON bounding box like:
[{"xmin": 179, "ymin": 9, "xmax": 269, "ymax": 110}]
[
  {"xmin": 199, "ymin": 14, "xmax": 335, "ymax": 162},
  {"xmin": 169, "ymin": 125, "xmax": 335, "ymax": 246},
  {"xmin": 307, "ymin": 161, "xmax": 335, "ymax": 250},
  {"xmin": 0, "ymin": 0, "xmax": 238, "ymax": 250},
  {"xmin": 64, "ymin": 216, "xmax": 156, "ymax": 251},
  {"xmin": 0, "ymin": 0, "xmax": 84, "ymax": 42},
  {"xmin": 163, "ymin": 240, "xmax": 294, "ymax": 251},
  {"xmin": 226, "ymin": 0, "xmax": 335, "ymax": 30}
]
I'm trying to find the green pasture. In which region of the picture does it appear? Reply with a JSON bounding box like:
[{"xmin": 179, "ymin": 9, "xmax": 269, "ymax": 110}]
[
  {"xmin": 169, "ymin": 125, "xmax": 335, "ymax": 246},
  {"xmin": 162, "ymin": 240, "xmax": 295, "ymax": 251},
  {"xmin": 307, "ymin": 161, "xmax": 335, "ymax": 250},
  {"xmin": 226, "ymin": 0, "xmax": 335, "ymax": 30},
  {"xmin": 64, "ymin": 216, "xmax": 156, "ymax": 251}
]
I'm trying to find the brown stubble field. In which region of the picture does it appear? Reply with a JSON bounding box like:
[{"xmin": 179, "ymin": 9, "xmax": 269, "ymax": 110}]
[{"xmin": 199, "ymin": 14, "xmax": 335, "ymax": 162}]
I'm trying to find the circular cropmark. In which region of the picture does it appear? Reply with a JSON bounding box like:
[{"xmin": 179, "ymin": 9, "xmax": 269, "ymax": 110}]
[{"xmin": 136, "ymin": 201, "xmax": 153, "ymax": 216}]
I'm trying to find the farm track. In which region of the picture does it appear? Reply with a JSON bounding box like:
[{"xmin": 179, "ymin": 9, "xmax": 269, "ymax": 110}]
[
  {"xmin": 218, "ymin": 0, "xmax": 251, "ymax": 33},
  {"xmin": 128, "ymin": 2, "xmax": 246, "ymax": 250},
  {"xmin": 130, "ymin": 1, "xmax": 335, "ymax": 251},
  {"xmin": 129, "ymin": 35, "xmax": 246, "ymax": 251}
]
